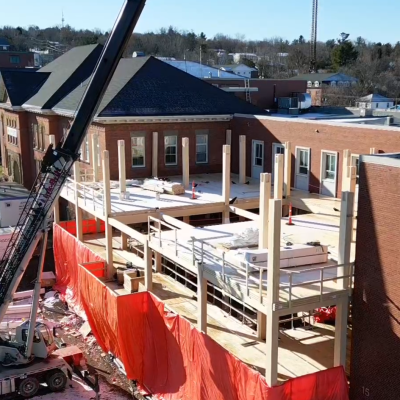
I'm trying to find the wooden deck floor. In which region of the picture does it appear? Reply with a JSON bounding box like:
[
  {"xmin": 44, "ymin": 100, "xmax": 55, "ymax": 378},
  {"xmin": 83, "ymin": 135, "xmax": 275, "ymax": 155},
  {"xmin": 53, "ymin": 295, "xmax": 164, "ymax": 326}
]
[{"xmin": 151, "ymin": 273, "xmax": 351, "ymax": 381}]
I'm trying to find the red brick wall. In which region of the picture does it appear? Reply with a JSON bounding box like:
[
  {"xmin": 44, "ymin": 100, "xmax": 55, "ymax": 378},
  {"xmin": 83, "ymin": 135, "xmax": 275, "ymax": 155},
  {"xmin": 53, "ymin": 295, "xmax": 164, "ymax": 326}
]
[
  {"xmin": 231, "ymin": 116, "xmax": 400, "ymax": 198},
  {"xmin": 350, "ymin": 157, "xmax": 400, "ymax": 400},
  {"xmin": 104, "ymin": 121, "xmax": 230, "ymax": 180},
  {"xmin": 207, "ymin": 79, "xmax": 307, "ymax": 109},
  {"xmin": 0, "ymin": 52, "xmax": 35, "ymax": 68}
]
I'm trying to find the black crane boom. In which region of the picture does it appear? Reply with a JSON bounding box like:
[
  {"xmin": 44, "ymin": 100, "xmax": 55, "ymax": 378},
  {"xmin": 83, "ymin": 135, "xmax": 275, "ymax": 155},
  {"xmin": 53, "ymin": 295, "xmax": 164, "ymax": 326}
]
[{"xmin": 0, "ymin": 0, "xmax": 147, "ymax": 323}]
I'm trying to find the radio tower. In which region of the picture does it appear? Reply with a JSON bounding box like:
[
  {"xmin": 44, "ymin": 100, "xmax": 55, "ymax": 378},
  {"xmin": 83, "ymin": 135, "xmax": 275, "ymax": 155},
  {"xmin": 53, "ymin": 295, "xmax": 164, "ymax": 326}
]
[
  {"xmin": 310, "ymin": 0, "xmax": 318, "ymax": 73},
  {"xmin": 62, "ymin": 11, "xmax": 65, "ymax": 29}
]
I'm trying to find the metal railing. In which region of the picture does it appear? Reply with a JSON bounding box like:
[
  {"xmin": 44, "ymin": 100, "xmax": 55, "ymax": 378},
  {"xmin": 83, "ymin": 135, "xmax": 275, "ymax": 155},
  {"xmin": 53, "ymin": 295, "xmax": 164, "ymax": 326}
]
[
  {"xmin": 63, "ymin": 178, "xmax": 105, "ymax": 216},
  {"xmin": 148, "ymin": 216, "xmax": 355, "ymax": 309}
]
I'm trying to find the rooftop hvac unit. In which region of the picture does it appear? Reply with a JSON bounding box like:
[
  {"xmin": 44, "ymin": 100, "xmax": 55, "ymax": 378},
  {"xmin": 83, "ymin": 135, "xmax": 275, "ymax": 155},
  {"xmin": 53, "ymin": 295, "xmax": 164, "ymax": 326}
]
[
  {"xmin": 278, "ymin": 97, "xmax": 299, "ymax": 109},
  {"xmin": 360, "ymin": 108, "xmax": 373, "ymax": 117}
]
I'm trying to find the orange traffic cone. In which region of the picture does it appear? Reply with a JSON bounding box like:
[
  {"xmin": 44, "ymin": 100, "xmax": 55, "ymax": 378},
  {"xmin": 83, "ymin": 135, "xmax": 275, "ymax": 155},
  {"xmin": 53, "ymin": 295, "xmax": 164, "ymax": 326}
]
[
  {"xmin": 192, "ymin": 181, "xmax": 196, "ymax": 200},
  {"xmin": 286, "ymin": 203, "xmax": 295, "ymax": 225}
]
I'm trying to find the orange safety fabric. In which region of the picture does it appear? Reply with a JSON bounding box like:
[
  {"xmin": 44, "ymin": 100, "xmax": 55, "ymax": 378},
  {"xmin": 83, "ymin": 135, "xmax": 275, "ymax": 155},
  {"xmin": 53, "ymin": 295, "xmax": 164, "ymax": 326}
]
[{"xmin": 53, "ymin": 223, "xmax": 349, "ymax": 400}]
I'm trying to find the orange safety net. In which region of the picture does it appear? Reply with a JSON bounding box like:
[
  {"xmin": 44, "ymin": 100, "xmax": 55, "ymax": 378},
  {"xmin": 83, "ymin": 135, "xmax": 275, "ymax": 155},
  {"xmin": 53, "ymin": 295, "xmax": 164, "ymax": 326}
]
[
  {"xmin": 53, "ymin": 224, "xmax": 349, "ymax": 400},
  {"xmin": 58, "ymin": 219, "xmax": 105, "ymax": 236}
]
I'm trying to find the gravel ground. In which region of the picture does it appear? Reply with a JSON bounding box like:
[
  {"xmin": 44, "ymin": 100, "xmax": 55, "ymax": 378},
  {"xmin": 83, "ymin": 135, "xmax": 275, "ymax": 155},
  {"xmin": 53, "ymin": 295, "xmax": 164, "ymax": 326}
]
[{"xmin": 39, "ymin": 301, "xmax": 135, "ymax": 399}]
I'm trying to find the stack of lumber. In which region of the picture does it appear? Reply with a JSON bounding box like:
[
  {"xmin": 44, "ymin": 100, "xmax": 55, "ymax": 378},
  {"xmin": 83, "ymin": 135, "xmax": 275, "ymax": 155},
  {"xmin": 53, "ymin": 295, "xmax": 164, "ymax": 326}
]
[{"xmin": 142, "ymin": 179, "xmax": 185, "ymax": 195}]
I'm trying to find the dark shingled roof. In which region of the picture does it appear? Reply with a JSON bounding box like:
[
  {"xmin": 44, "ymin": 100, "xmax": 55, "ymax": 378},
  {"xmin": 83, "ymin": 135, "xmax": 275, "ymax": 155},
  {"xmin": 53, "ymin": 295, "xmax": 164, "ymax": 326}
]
[
  {"xmin": 54, "ymin": 56, "xmax": 266, "ymax": 117},
  {"xmin": 24, "ymin": 44, "xmax": 102, "ymax": 109},
  {"xmin": 0, "ymin": 69, "xmax": 49, "ymax": 106}
]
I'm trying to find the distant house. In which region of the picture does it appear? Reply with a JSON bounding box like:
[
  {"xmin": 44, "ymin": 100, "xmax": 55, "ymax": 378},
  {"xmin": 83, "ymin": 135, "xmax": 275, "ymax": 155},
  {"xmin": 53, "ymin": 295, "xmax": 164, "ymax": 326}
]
[
  {"xmin": 229, "ymin": 53, "xmax": 259, "ymax": 64},
  {"xmin": 0, "ymin": 38, "xmax": 11, "ymax": 51},
  {"xmin": 287, "ymin": 72, "xmax": 358, "ymax": 106},
  {"xmin": 217, "ymin": 64, "xmax": 259, "ymax": 79},
  {"xmin": 356, "ymin": 94, "xmax": 394, "ymax": 110}
]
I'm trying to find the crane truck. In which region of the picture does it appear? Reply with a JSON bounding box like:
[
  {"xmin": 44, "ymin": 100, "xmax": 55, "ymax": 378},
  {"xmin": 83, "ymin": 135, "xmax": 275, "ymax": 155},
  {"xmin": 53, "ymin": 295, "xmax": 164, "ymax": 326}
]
[{"xmin": 0, "ymin": 0, "xmax": 146, "ymax": 397}]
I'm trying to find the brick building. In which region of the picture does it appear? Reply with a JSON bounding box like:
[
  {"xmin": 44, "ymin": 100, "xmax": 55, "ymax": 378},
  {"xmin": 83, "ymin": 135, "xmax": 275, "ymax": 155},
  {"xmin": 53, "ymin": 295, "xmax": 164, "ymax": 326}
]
[
  {"xmin": 0, "ymin": 51, "xmax": 35, "ymax": 69},
  {"xmin": 350, "ymin": 154, "xmax": 400, "ymax": 400},
  {"xmin": 0, "ymin": 44, "xmax": 264, "ymax": 189},
  {"xmin": 231, "ymin": 115, "xmax": 400, "ymax": 198},
  {"xmin": 208, "ymin": 78, "xmax": 306, "ymax": 109}
]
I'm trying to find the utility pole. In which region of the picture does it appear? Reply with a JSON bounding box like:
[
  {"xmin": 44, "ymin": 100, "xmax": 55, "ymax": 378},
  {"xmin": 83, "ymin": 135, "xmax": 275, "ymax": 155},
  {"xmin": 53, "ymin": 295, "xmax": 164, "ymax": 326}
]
[{"xmin": 310, "ymin": 0, "xmax": 318, "ymax": 73}]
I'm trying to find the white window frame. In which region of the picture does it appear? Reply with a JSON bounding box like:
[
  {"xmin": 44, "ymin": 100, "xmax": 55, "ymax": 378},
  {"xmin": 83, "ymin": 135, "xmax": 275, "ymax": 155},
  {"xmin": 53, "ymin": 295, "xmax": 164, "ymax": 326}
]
[
  {"xmin": 164, "ymin": 135, "xmax": 178, "ymax": 166},
  {"xmin": 253, "ymin": 140, "xmax": 264, "ymax": 168},
  {"xmin": 131, "ymin": 134, "xmax": 146, "ymax": 168},
  {"xmin": 319, "ymin": 150, "xmax": 338, "ymax": 195},
  {"xmin": 296, "ymin": 146, "xmax": 310, "ymax": 176},
  {"xmin": 196, "ymin": 133, "xmax": 208, "ymax": 164},
  {"xmin": 272, "ymin": 142, "xmax": 285, "ymax": 177}
]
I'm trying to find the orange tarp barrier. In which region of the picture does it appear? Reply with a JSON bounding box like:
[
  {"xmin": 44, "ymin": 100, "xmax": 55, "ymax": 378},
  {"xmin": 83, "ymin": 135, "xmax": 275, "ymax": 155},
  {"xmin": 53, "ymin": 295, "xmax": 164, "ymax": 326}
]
[
  {"xmin": 53, "ymin": 223, "xmax": 349, "ymax": 400},
  {"xmin": 58, "ymin": 219, "xmax": 105, "ymax": 236}
]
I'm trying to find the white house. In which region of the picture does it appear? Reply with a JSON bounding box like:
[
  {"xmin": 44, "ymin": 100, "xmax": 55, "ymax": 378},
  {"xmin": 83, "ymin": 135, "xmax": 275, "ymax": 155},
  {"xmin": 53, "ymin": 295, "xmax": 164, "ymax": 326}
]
[
  {"xmin": 218, "ymin": 64, "xmax": 258, "ymax": 78},
  {"xmin": 356, "ymin": 94, "xmax": 394, "ymax": 110}
]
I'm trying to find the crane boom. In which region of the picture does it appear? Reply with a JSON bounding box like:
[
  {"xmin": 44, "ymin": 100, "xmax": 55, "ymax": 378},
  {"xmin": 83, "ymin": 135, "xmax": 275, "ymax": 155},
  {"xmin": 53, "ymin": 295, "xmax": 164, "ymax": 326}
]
[
  {"xmin": 310, "ymin": 0, "xmax": 318, "ymax": 73},
  {"xmin": 0, "ymin": 0, "xmax": 146, "ymax": 325}
]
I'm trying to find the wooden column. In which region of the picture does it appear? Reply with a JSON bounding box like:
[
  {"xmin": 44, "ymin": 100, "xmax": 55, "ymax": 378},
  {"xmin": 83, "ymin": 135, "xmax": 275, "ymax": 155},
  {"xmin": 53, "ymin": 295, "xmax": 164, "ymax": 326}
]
[
  {"xmin": 265, "ymin": 199, "xmax": 281, "ymax": 387},
  {"xmin": 197, "ymin": 261, "xmax": 207, "ymax": 334},
  {"xmin": 121, "ymin": 232, "xmax": 128, "ymax": 251},
  {"xmin": 144, "ymin": 240, "xmax": 153, "ymax": 291},
  {"xmin": 91, "ymin": 133, "xmax": 99, "ymax": 182},
  {"xmin": 182, "ymin": 137, "xmax": 189, "ymax": 188},
  {"xmin": 341, "ymin": 149, "xmax": 351, "ymax": 193},
  {"xmin": 348, "ymin": 166, "xmax": 357, "ymax": 195},
  {"xmin": 283, "ymin": 141, "xmax": 291, "ymax": 198},
  {"xmin": 257, "ymin": 311, "xmax": 266, "ymax": 340},
  {"xmin": 226, "ymin": 129, "xmax": 232, "ymax": 145},
  {"xmin": 334, "ymin": 191, "xmax": 354, "ymax": 368},
  {"xmin": 258, "ymin": 173, "xmax": 271, "ymax": 249},
  {"xmin": 118, "ymin": 140, "xmax": 126, "ymax": 195},
  {"xmin": 337, "ymin": 191, "xmax": 354, "ymax": 289},
  {"xmin": 152, "ymin": 132, "xmax": 158, "ymax": 177},
  {"xmin": 222, "ymin": 145, "xmax": 231, "ymax": 223},
  {"xmin": 274, "ymin": 154, "xmax": 284, "ymax": 200},
  {"xmin": 239, "ymin": 135, "xmax": 246, "ymax": 184},
  {"xmin": 73, "ymin": 163, "xmax": 83, "ymax": 241},
  {"xmin": 103, "ymin": 150, "xmax": 114, "ymax": 280}
]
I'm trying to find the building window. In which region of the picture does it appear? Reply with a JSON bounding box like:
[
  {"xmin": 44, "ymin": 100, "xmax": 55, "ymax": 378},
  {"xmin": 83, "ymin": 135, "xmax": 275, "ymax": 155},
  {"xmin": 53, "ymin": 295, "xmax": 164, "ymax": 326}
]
[
  {"xmin": 7, "ymin": 122, "xmax": 18, "ymax": 146},
  {"xmin": 164, "ymin": 135, "xmax": 177, "ymax": 165},
  {"xmin": 31, "ymin": 124, "xmax": 38, "ymax": 148},
  {"xmin": 62, "ymin": 127, "xmax": 69, "ymax": 141},
  {"xmin": 80, "ymin": 134, "xmax": 90, "ymax": 162},
  {"xmin": 37, "ymin": 125, "xmax": 45, "ymax": 151},
  {"xmin": 196, "ymin": 132, "xmax": 208, "ymax": 164},
  {"xmin": 131, "ymin": 135, "xmax": 145, "ymax": 167},
  {"xmin": 97, "ymin": 142, "xmax": 101, "ymax": 167},
  {"xmin": 298, "ymin": 149, "xmax": 309, "ymax": 175},
  {"xmin": 9, "ymin": 56, "xmax": 20, "ymax": 64},
  {"xmin": 324, "ymin": 153, "xmax": 336, "ymax": 180},
  {"xmin": 35, "ymin": 160, "xmax": 42, "ymax": 175}
]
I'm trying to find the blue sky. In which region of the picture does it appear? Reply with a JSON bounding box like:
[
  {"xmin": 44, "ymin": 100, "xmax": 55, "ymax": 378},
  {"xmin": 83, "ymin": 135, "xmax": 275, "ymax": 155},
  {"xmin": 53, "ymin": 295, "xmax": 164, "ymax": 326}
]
[{"xmin": 1, "ymin": 0, "xmax": 398, "ymax": 43}]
